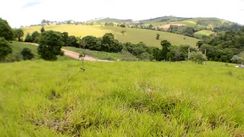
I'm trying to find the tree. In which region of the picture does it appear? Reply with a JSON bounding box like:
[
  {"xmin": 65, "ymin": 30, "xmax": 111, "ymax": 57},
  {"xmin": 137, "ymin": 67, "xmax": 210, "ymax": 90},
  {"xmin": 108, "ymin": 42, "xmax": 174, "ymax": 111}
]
[
  {"xmin": 156, "ymin": 34, "xmax": 160, "ymax": 40},
  {"xmin": 189, "ymin": 51, "xmax": 207, "ymax": 64},
  {"xmin": 161, "ymin": 40, "xmax": 171, "ymax": 60},
  {"xmin": 13, "ymin": 29, "xmax": 24, "ymax": 41},
  {"xmin": 67, "ymin": 36, "xmax": 79, "ymax": 47},
  {"xmin": 21, "ymin": 48, "xmax": 34, "ymax": 60},
  {"xmin": 25, "ymin": 33, "xmax": 33, "ymax": 42},
  {"xmin": 196, "ymin": 41, "xmax": 204, "ymax": 49},
  {"xmin": 62, "ymin": 32, "xmax": 69, "ymax": 45},
  {"xmin": 81, "ymin": 36, "xmax": 101, "ymax": 50},
  {"xmin": 0, "ymin": 37, "xmax": 12, "ymax": 61},
  {"xmin": 31, "ymin": 31, "xmax": 41, "ymax": 43},
  {"xmin": 101, "ymin": 33, "xmax": 123, "ymax": 52},
  {"xmin": 41, "ymin": 26, "xmax": 45, "ymax": 33},
  {"xmin": 0, "ymin": 18, "xmax": 13, "ymax": 40},
  {"xmin": 38, "ymin": 31, "xmax": 64, "ymax": 60}
]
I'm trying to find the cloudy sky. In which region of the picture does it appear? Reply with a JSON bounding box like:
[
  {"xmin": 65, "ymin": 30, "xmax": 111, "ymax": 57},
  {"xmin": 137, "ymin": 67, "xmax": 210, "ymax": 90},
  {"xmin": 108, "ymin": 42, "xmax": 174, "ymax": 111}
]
[{"xmin": 0, "ymin": 0, "xmax": 244, "ymax": 27}]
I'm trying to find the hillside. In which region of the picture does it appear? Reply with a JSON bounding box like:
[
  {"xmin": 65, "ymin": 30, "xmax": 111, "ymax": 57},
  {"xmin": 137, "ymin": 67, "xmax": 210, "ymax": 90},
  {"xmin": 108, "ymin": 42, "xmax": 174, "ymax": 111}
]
[
  {"xmin": 0, "ymin": 60, "xmax": 244, "ymax": 136},
  {"xmin": 23, "ymin": 24, "xmax": 199, "ymax": 47},
  {"xmin": 91, "ymin": 16, "xmax": 239, "ymax": 38}
]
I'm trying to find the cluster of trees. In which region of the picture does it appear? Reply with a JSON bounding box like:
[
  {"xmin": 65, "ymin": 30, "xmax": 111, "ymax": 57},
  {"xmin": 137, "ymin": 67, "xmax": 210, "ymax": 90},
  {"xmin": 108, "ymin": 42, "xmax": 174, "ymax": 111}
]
[
  {"xmin": 168, "ymin": 25, "xmax": 196, "ymax": 37},
  {"xmin": 79, "ymin": 34, "xmax": 207, "ymax": 63},
  {"xmin": 25, "ymin": 27, "xmax": 79, "ymax": 47},
  {"xmin": 198, "ymin": 27, "xmax": 244, "ymax": 63},
  {"xmin": 0, "ymin": 18, "xmax": 34, "ymax": 61},
  {"xmin": 80, "ymin": 33, "xmax": 123, "ymax": 52}
]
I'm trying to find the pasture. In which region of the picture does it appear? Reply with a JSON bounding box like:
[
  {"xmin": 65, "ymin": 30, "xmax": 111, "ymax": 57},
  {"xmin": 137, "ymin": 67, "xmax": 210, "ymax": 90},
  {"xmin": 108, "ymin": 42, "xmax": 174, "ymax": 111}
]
[
  {"xmin": 0, "ymin": 60, "xmax": 243, "ymax": 137},
  {"xmin": 23, "ymin": 24, "xmax": 199, "ymax": 47}
]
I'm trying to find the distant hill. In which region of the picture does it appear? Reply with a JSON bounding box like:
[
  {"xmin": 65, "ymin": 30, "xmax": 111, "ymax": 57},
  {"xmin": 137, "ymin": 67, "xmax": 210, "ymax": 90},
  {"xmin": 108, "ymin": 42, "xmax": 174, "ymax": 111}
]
[
  {"xmin": 86, "ymin": 16, "xmax": 241, "ymax": 38},
  {"xmin": 88, "ymin": 18, "xmax": 133, "ymax": 24}
]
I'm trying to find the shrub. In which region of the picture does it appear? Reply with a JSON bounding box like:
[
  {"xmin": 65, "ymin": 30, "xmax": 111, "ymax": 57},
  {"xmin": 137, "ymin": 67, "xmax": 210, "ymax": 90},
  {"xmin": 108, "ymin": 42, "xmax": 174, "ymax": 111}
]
[
  {"xmin": 231, "ymin": 55, "xmax": 244, "ymax": 64},
  {"xmin": 0, "ymin": 37, "xmax": 12, "ymax": 61},
  {"xmin": 189, "ymin": 51, "xmax": 207, "ymax": 64},
  {"xmin": 21, "ymin": 48, "xmax": 34, "ymax": 60}
]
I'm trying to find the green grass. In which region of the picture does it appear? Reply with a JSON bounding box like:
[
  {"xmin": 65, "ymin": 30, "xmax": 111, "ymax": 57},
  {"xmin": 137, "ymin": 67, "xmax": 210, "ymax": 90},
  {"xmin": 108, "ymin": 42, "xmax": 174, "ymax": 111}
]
[
  {"xmin": 101, "ymin": 26, "xmax": 199, "ymax": 47},
  {"xmin": 23, "ymin": 24, "xmax": 199, "ymax": 47},
  {"xmin": 64, "ymin": 46, "xmax": 138, "ymax": 61},
  {"xmin": 5, "ymin": 42, "xmax": 70, "ymax": 62},
  {"xmin": 5, "ymin": 41, "xmax": 39, "ymax": 61},
  {"xmin": 194, "ymin": 30, "xmax": 215, "ymax": 38},
  {"xmin": 0, "ymin": 60, "xmax": 244, "ymax": 137}
]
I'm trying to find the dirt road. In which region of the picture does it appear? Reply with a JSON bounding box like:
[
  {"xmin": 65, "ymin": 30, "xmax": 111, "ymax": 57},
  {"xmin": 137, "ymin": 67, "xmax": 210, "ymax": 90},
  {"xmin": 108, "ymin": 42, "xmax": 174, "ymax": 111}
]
[{"xmin": 61, "ymin": 49, "xmax": 113, "ymax": 62}]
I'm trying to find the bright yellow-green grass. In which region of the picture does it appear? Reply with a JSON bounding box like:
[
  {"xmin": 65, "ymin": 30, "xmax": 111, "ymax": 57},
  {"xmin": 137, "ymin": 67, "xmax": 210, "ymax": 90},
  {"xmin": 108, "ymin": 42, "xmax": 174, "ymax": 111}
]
[
  {"xmin": 0, "ymin": 60, "xmax": 244, "ymax": 137},
  {"xmin": 23, "ymin": 24, "xmax": 199, "ymax": 47},
  {"xmin": 177, "ymin": 20, "xmax": 197, "ymax": 27},
  {"xmin": 24, "ymin": 25, "xmax": 109, "ymax": 38},
  {"xmin": 194, "ymin": 30, "xmax": 215, "ymax": 38}
]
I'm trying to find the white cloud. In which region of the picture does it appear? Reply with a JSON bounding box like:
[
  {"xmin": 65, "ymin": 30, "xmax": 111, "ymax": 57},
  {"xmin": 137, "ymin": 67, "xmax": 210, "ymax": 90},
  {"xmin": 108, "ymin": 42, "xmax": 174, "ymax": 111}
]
[{"xmin": 0, "ymin": 0, "xmax": 244, "ymax": 27}]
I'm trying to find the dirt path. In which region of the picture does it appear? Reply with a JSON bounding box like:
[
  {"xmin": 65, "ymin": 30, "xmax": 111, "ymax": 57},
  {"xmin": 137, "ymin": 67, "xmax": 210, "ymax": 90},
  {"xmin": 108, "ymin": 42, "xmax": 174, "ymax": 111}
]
[
  {"xmin": 61, "ymin": 49, "xmax": 113, "ymax": 62},
  {"xmin": 26, "ymin": 42, "xmax": 113, "ymax": 62}
]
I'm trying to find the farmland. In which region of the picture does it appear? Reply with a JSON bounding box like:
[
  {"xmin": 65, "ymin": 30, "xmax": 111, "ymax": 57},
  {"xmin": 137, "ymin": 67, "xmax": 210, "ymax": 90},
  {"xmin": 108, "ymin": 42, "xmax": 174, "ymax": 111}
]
[{"xmin": 23, "ymin": 24, "xmax": 199, "ymax": 47}]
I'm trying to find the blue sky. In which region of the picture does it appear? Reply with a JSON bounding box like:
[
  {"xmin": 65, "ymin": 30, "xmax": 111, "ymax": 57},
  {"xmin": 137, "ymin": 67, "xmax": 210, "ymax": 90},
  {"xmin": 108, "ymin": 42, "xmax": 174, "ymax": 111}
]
[{"xmin": 0, "ymin": 0, "xmax": 244, "ymax": 27}]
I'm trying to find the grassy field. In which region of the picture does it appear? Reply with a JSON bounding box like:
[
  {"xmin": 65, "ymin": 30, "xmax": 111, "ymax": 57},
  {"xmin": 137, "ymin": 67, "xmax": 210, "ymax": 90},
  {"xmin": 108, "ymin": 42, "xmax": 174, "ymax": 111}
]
[
  {"xmin": 194, "ymin": 30, "xmax": 215, "ymax": 38},
  {"xmin": 23, "ymin": 24, "xmax": 199, "ymax": 47},
  {"xmin": 64, "ymin": 47, "xmax": 138, "ymax": 61},
  {"xmin": 5, "ymin": 41, "xmax": 39, "ymax": 61},
  {"xmin": 0, "ymin": 60, "xmax": 244, "ymax": 137},
  {"xmin": 6, "ymin": 42, "xmax": 69, "ymax": 61}
]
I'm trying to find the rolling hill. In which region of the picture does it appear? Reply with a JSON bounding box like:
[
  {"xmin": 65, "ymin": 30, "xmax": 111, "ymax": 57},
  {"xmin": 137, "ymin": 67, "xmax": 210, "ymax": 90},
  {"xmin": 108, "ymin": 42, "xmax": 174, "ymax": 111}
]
[{"xmin": 23, "ymin": 24, "xmax": 199, "ymax": 47}]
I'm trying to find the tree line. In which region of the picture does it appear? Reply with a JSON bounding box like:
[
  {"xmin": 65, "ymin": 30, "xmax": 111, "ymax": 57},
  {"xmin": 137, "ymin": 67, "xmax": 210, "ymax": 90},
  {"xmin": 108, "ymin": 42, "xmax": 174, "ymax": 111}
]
[{"xmin": 0, "ymin": 18, "xmax": 34, "ymax": 61}]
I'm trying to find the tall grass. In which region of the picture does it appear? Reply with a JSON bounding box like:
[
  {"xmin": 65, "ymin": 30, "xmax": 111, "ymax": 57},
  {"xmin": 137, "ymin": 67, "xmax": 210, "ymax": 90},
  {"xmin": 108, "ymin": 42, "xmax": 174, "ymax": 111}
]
[{"xmin": 0, "ymin": 60, "xmax": 243, "ymax": 137}]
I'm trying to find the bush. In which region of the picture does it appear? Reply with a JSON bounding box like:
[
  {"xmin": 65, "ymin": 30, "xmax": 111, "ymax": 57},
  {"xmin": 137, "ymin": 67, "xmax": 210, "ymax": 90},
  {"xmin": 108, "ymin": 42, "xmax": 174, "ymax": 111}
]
[
  {"xmin": 0, "ymin": 37, "xmax": 12, "ymax": 61},
  {"xmin": 38, "ymin": 31, "xmax": 64, "ymax": 60},
  {"xmin": 21, "ymin": 48, "xmax": 34, "ymax": 60},
  {"xmin": 231, "ymin": 55, "xmax": 244, "ymax": 64},
  {"xmin": 124, "ymin": 42, "xmax": 153, "ymax": 60},
  {"xmin": 189, "ymin": 51, "xmax": 207, "ymax": 64}
]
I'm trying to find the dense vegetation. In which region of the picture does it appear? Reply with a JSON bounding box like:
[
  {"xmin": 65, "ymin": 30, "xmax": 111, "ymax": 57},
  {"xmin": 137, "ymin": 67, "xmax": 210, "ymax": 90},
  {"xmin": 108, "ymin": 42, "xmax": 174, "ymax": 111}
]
[{"xmin": 199, "ymin": 27, "xmax": 244, "ymax": 63}]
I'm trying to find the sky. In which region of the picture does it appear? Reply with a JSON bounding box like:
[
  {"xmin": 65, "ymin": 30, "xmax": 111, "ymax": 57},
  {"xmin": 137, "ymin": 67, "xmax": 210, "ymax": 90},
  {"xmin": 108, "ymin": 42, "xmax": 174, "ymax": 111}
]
[{"xmin": 0, "ymin": 0, "xmax": 244, "ymax": 27}]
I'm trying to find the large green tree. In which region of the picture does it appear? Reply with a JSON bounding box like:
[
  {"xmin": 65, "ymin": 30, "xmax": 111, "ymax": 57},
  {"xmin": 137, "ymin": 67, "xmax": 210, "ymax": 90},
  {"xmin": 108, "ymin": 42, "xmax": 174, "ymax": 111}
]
[
  {"xmin": 101, "ymin": 33, "xmax": 122, "ymax": 52},
  {"xmin": 13, "ymin": 29, "xmax": 24, "ymax": 41},
  {"xmin": 38, "ymin": 31, "xmax": 64, "ymax": 60},
  {"xmin": 81, "ymin": 36, "xmax": 101, "ymax": 50},
  {"xmin": 0, "ymin": 37, "xmax": 12, "ymax": 61},
  {"xmin": 161, "ymin": 40, "xmax": 171, "ymax": 60},
  {"xmin": 0, "ymin": 18, "xmax": 13, "ymax": 40}
]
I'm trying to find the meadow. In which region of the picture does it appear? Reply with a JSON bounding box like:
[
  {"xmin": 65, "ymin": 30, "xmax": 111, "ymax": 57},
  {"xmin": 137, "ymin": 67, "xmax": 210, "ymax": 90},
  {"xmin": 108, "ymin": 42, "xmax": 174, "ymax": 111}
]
[
  {"xmin": 23, "ymin": 24, "xmax": 199, "ymax": 47},
  {"xmin": 0, "ymin": 60, "xmax": 244, "ymax": 137}
]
